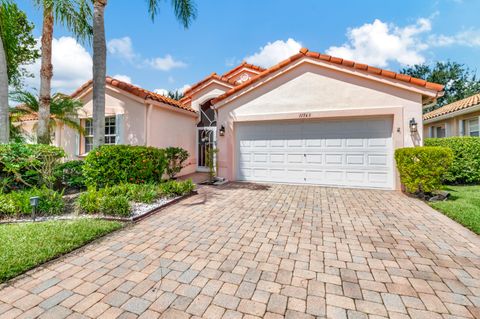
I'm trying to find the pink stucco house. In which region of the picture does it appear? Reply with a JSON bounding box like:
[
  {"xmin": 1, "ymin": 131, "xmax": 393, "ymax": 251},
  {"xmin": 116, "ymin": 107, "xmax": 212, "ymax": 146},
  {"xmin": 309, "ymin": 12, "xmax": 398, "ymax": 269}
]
[{"xmin": 19, "ymin": 48, "xmax": 444, "ymax": 190}]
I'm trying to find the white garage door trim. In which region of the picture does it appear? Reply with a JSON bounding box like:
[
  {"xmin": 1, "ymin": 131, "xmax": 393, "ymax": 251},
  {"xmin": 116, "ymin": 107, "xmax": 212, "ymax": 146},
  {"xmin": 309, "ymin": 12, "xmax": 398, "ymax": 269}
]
[{"xmin": 235, "ymin": 117, "xmax": 394, "ymax": 189}]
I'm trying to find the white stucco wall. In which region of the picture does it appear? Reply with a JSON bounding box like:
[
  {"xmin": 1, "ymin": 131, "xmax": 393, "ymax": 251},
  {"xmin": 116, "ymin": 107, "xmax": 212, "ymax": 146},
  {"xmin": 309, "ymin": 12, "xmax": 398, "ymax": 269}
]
[{"xmin": 147, "ymin": 105, "xmax": 197, "ymax": 175}]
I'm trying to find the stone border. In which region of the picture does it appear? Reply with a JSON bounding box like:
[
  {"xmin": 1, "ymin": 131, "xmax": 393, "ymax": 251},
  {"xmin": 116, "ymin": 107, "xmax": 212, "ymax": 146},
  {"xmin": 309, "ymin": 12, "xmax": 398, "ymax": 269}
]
[{"xmin": 0, "ymin": 191, "xmax": 198, "ymax": 225}]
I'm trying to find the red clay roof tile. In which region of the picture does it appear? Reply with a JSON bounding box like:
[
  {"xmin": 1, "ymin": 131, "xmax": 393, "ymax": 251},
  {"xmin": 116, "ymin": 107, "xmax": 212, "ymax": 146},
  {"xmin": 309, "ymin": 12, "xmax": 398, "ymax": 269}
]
[
  {"xmin": 212, "ymin": 48, "xmax": 444, "ymax": 105},
  {"xmin": 423, "ymin": 93, "xmax": 480, "ymax": 120},
  {"xmin": 71, "ymin": 76, "xmax": 196, "ymax": 113}
]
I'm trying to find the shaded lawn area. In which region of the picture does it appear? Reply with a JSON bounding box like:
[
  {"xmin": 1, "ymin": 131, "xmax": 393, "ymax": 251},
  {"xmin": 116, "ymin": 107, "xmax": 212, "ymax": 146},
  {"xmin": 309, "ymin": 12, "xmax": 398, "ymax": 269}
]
[
  {"xmin": 0, "ymin": 219, "xmax": 123, "ymax": 283},
  {"xmin": 429, "ymin": 185, "xmax": 480, "ymax": 235}
]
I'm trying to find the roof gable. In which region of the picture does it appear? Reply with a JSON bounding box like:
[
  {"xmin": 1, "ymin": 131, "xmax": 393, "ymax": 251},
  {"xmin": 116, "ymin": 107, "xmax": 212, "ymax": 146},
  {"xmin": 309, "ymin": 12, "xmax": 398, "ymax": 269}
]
[
  {"xmin": 212, "ymin": 48, "xmax": 444, "ymax": 106},
  {"xmin": 72, "ymin": 77, "xmax": 196, "ymax": 113},
  {"xmin": 424, "ymin": 93, "xmax": 480, "ymax": 121}
]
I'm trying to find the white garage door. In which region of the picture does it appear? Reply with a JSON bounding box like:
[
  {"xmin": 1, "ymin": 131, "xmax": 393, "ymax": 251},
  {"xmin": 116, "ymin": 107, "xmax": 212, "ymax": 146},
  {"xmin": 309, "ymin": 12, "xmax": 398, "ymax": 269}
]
[{"xmin": 236, "ymin": 118, "xmax": 394, "ymax": 189}]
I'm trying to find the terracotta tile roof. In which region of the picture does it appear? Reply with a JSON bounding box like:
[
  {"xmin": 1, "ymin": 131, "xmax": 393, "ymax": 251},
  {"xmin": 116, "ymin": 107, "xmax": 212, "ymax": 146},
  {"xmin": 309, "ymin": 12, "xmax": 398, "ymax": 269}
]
[
  {"xmin": 183, "ymin": 73, "xmax": 236, "ymax": 96},
  {"xmin": 212, "ymin": 48, "xmax": 444, "ymax": 105},
  {"xmin": 423, "ymin": 93, "xmax": 480, "ymax": 121},
  {"xmin": 222, "ymin": 62, "xmax": 265, "ymax": 78},
  {"xmin": 72, "ymin": 76, "xmax": 196, "ymax": 113}
]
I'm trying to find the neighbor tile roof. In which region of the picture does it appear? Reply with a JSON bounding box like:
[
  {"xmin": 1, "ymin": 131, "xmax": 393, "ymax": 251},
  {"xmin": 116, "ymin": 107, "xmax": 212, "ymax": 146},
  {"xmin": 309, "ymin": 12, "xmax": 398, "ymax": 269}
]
[
  {"xmin": 72, "ymin": 76, "xmax": 196, "ymax": 113},
  {"xmin": 183, "ymin": 73, "xmax": 237, "ymax": 96},
  {"xmin": 222, "ymin": 62, "xmax": 265, "ymax": 78},
  {"xmin": 423, "ymin": 93, "xmax": 480, "ymax": 120},
  {"xmin": 212, "ymin": 48, "xmax": 444, "ymax": 104}
]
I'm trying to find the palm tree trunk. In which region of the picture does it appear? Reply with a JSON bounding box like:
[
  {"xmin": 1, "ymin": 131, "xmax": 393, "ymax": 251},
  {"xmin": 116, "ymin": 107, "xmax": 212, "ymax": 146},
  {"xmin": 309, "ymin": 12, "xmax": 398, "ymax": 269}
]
[
  {"xmin": 0, "ymin": 35, "xmax": 9, "ymax": 144},
  {"xmin": 92, "ymin": 0, "xmax": 107, "ymax": 148},
  {"xmin": 37, "ymin": 7, "xmax": 53, "ymax": 145}
]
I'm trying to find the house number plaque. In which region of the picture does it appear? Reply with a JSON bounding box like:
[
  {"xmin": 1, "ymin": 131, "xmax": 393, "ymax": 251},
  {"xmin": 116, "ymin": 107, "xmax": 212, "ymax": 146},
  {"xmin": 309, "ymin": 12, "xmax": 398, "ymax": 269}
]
[{"xmin": 298, "ymin": 113, "xmax": 312, "ymax": 118}]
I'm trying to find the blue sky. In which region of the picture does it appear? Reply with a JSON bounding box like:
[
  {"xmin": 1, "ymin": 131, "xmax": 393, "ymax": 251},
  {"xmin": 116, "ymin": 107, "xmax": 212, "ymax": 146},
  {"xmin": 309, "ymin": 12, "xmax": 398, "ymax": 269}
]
[{"xmin": 15, "ymin": 0, "xmax": 480, "ymax": 95}]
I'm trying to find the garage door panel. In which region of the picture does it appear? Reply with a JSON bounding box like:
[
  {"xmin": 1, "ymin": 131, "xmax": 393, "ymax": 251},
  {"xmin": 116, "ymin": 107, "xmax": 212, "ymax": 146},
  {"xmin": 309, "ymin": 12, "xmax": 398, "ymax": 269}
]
[{"xmin": 236, "ymin": 118, "xmax": 393, "ymax": 189}]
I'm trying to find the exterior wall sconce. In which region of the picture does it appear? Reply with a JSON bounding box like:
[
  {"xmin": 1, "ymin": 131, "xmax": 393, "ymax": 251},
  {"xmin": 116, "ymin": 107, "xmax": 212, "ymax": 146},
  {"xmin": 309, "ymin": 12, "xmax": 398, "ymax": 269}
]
[
  {"xmin": 219, "ymin": 125, "xmax": 225, "ymax": 136},
  {"xmin": 30, "ymin": 196, "xmax": 40, "ymax": 221},
  {"xmin": 409, "ymin": 118, "xmax": 418, "ymax": 133}
]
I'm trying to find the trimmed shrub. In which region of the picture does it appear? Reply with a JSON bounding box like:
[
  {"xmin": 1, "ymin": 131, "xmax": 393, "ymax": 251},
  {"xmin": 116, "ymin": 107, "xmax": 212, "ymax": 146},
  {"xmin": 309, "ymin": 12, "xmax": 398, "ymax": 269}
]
[
  {"xmin": 99, "ymin": 195, "xmax": 130, "ymax": 217},
  {"xmin": 395, "ymin": 146, "xmax": 453, "ymax": 194},
  {"xmin": 425, "ymin": 137, "xmax": 480, "ymax": 184},
  {"xmin": 159, "ymin": 179, "xmax": 195, "ymax": 197},
  {"xmin": 165, "ymin": 147, "xmax": 189, "ymax": 179},
  {"xmin": 54, "ymin": 160, "xmax": 85, "ymax": 190},
  {"xmin": 83, "ymin": 145, "xmax": 167, "ymax": 188},
  {"xmin": 0, "ymin": 187, "xmax": 65, "ymax": 218},
  {"xmin": 0, "ymin": 143, "xmax": 65, "ymax": 192}
]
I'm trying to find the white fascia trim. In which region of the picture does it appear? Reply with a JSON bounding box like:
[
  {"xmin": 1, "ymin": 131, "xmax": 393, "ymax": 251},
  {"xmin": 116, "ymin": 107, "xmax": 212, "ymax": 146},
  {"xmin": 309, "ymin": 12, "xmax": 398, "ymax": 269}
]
[
  {"xmin": 187, "ymin": 79, "xmax": 234, "ymax": 98},
  {"xmin": 424, "ymin": 104, "xmax": 480, "ymax": 124},
  {"xmin": 225, "ymin": 67, "xmax": 262, "ymax": 80},
  {"xmin": 213, "ymin": 57, "xmax": 441, "ymax": 109},
  {"xmin": 146, "ymin": 99, "xmax": 198, "ymax": 118}
]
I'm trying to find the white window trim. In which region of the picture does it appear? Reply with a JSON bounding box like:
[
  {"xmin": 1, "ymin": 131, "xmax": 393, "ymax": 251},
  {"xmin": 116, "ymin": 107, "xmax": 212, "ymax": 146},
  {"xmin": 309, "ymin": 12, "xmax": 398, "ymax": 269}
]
[{"xmin": 81, "ymin": 116, "xmax": 117, "ymax": 156}]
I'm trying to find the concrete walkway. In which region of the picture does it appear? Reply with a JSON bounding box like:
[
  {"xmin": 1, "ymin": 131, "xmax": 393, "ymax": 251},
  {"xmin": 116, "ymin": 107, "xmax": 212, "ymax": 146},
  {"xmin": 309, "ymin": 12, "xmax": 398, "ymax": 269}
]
[{"xmin": 1, "ymin": 183, "xmax": 479, "ymax": 318}]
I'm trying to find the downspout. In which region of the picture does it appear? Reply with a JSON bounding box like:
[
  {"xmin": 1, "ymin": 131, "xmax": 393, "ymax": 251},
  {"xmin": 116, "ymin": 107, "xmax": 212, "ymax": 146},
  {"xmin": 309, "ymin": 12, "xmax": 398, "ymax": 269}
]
[{"xmin": 145, "ymin": 102, "xmax": 152, "ymax": 146}]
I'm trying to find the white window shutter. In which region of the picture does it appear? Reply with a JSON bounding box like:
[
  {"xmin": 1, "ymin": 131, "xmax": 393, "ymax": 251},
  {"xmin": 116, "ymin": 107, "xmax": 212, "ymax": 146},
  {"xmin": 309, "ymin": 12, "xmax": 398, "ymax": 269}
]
[
  {"xmin": 115, "ymin": 114, "xmax": 125, "ymax": 145},
  {"xmin": 445, "ymin": 122, "xmax": 450, "ymax": 137},
  {"xmin": 459, "ymin": 120, "xmax": 465, "ymax": 136},
  {"xmin": 429, "ymin": 126, "xmax": 434, "ymax": 138}
]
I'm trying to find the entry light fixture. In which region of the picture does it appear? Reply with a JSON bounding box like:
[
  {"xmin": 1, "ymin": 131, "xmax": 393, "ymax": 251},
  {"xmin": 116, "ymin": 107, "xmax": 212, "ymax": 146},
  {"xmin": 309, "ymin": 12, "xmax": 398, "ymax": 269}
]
[
  {"xmin": 409, "ymin": 118, "xmax": 418, "ymax": 133},
  {"xmin": 219, "ymin": 125, "xmax": 225, "ymax": 136}
]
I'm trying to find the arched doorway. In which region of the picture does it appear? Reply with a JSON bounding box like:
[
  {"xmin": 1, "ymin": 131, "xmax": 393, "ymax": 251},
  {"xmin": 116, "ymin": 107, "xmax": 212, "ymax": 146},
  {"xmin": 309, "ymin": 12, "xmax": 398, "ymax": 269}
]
[{"xmin": 197, "ymin": 99, "xmax": 216, "ymax": 171}]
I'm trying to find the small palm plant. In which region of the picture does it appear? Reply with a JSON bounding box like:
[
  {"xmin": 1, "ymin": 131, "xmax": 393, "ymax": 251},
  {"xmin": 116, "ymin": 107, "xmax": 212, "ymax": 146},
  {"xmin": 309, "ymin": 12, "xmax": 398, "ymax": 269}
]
[{"xmin": 10, "ymin": 91, "xmax": 84, "ymax": 144}]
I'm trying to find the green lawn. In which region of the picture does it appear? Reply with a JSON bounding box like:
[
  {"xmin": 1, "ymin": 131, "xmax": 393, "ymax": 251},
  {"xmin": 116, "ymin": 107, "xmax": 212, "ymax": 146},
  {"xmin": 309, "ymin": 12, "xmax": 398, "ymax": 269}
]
[
  {"xmin": 0, "ymin": 219, "xmax": 123, "ymax": 282},
  {"xmin": 429, "ymin": 185, "xmax": 480, "ymax": 235}
]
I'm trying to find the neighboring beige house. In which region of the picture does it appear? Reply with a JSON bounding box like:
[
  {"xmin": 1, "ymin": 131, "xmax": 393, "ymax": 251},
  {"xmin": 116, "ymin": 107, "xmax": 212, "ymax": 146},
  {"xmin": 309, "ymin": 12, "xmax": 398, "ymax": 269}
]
[
  {"xmin": 19, "ymin": 48, "xmax": 444, "ymax": 189},
  {"xmin": 423, "ymin": 93, "xmax": 480, "ymax": 138}
]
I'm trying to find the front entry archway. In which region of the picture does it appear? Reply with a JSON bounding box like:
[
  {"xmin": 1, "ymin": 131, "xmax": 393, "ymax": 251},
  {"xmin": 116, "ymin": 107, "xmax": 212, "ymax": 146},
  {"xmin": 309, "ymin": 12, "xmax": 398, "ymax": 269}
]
[{"xmin": 197, "ymin": 99, "xmax": 217, "ymax": 172}]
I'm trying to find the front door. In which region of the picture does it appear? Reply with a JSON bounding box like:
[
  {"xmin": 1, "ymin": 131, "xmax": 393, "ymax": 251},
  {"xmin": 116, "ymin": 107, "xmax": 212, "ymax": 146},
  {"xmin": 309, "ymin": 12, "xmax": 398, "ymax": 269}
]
[{"xmin": 197, "ymin": 127, "xmax": 216, "ymax": 172}]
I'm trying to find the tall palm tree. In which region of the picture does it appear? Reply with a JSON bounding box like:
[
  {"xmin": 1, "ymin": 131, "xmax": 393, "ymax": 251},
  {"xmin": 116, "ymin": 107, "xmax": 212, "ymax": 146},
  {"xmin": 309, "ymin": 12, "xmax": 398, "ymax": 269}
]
[
  {"xmin": 91, "ymin": 0, "xmax": 197, "ymax": 147},
  {"xmin": 0, "ymin": 13, "xmax": 8, "ymax": 144},
  {"xmin": 10, "ymin": 91, "xmax": 84, "ymax": 144},
  {"xmin": 92, "ymin": 0, "xmax": 106, "ymax": 148},
  {"xmin": 33, "ymin": 0, "xmax": 91, "ymax": 145}
]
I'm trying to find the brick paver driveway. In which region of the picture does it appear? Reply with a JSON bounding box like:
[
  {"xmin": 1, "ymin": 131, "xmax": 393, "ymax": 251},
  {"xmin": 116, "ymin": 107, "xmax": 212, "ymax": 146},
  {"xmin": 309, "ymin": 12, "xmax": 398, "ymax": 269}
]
[{"xmin": 1, "ymin": 183, "xmax": 480, "ymax": 319}]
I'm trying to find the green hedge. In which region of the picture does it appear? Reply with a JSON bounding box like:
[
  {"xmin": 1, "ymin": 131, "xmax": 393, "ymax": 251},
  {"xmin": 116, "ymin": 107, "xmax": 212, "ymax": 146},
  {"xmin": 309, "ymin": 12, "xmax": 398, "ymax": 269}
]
[
  {"xmin": 83, "ymin": 145, "xmax": 168, "ymax": 188},
  {"xmin": 425, "ymin": 137, "xmax": 480, "ymax": 184},
  {"xmin": 395, "ymin": 146, "xmax": 453, "ymax": 194},
  {"xmin": 0, "ymin": 187, "xmax": 65, "ymax": 218},
  {"xmin": 76, "ymin": 180, "xmax": 195, "ymax": 216}
]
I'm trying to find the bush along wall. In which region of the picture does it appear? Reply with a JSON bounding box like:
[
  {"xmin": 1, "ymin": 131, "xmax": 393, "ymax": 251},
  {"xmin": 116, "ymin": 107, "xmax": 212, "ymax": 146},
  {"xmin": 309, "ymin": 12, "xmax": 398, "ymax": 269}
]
[
  {"xmin": 83, "ymin": 145, "xmax": 168, "ymax": 189},
  {"xmin": 425, "ymin": 137, "xmax": 480, "ymax": 184},
  {"xmin": 0, "ymin": 143, "xmax": 65, "ymax": 192},
  {"xmin": 395, "ymin": 146, "xmax": 453, "ymax": 196}
]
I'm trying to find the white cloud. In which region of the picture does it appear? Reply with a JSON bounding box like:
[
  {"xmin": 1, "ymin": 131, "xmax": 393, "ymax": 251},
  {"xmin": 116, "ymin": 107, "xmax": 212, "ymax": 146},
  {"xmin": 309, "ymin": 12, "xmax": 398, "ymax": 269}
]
[
  {"xmin": 24, "ymin": 36, "xmax": 92, "ymax": 94},
  {"xmin": 326, "ymin": 18, "xmax": 431, "ymax": 67},
  {"xmin": 147, "ymin": 55, "xmax": 187, "ymax": 71},
  {"xmin": 107, "ymin": 37, "xmax": 136, "ymax": 61},
  {"xmin": 245, "ymin": 38, "xmax": 303, "ymax": 68},
  {"xmin": 429, "ymin": 29, "xmax": 480, "ymax": 47},
  {"xmin": 112, "ymin": 74, "xmax": 132, "ymax": 83},
  {"xmin": 154, "ymin": 88, "xmax": 169, "ymax": 96},
  {"xmin": 108, "ymin": 36, "xmax": 187, "ymax": 71}
]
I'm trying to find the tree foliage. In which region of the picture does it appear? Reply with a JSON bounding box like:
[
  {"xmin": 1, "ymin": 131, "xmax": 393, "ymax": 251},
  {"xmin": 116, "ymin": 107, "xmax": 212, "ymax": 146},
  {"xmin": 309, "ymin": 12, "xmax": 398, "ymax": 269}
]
[
  {"xmin": 0, "ymin": 1, "xmax": 39, "ymax": 88},
  {"xmin": 400, "ymin": 61, "xmax": 480, "ymax": 113},
  {"xmin": 10, "ymin": 91, "xmax": 84, "ymax": 143}
]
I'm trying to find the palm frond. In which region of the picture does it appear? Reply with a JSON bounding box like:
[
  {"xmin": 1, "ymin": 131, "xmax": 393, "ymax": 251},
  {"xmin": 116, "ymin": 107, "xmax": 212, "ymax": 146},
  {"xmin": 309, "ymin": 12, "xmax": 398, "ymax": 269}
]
[
  {"xmin": 37, "ymin": 0, "xmax": 93, "ymax": 44},
  {"xmin": 147, "ymin": 0, "xmax": 197, "ymax": 28}
]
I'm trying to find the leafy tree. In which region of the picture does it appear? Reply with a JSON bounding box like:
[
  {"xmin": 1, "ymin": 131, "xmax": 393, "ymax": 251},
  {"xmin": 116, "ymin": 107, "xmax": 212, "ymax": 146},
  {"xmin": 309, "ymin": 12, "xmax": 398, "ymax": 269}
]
[
  {"xmin": 33, "ymin": 0, "xmax": 92, "ymax": 145},
  {"xmin": 10, "ymin": 91, "xmax": 84, "ymax": 144},
  {"xmin": 91, "ymin": 0, "xmax": 197, "ymax": 148},
  {"xmin": 400, "ymin": 61, "xmax": 480, "ymax": 113},
  {"xmin": 0, "ymin": 1, "xmax": 39, "ymax": 144},
  {"xmin": 167, "ymin": 89, "xmax": 184, "ymax": 101}
]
